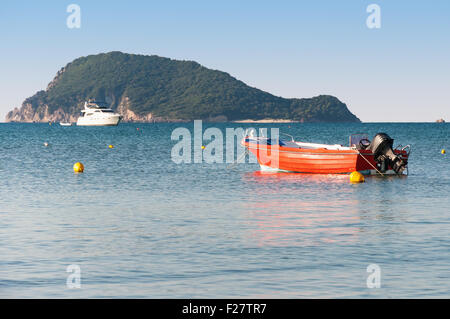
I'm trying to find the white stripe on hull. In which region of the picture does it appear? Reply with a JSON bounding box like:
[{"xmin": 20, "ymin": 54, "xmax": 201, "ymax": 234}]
[
  {"xmin": 259, "ymin": 165, "xmax": 405, "ymax": 175},
  {"xmin": 76, "ymin": 117, "xmax": 121, "ymax": 126}
]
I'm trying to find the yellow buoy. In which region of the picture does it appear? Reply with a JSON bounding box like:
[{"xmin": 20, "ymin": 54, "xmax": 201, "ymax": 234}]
[
  {"xmin": 73, "ymin": 162, "xmax": 84, "ymax": 173},
  {"xmin": 201, "ymin": 145, "xmax": 205, "ymax": 149},
  {"xmin": 109, "ymin": 144, "xmax": 114, "ymax": 149},
  {"xmin": 350, "ymin": 171, "xmax": 365, "ymax": 183},
  {"xmin": 442, "ymin": 149, "xmax": 446, "ymax": 154}
]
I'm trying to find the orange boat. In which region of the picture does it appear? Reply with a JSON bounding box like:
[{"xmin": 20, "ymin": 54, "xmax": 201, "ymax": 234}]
[{"xmin": 242, "ymin": 132, "xmax": 410, "ymax": 175}]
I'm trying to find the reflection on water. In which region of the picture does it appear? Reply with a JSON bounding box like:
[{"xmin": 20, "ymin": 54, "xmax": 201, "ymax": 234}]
[
  {"xmin": 242, "ymin": 172, "xmax": 359, "ymax": 246},
  {"xmin": 244, "ymin": 199, "xmax": 361, "ymax": 247},
  {"xmin": 245, "ymin": 170, "xmax": 350, "ymax": 183},
  {"xmin": 241, "ymin": 171, "xmax": 412, "ymax": 247}
]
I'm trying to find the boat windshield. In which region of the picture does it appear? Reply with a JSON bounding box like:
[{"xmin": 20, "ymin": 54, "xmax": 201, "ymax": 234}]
[{"xmin": 349, "ymin": 133, "xmax": 369, "ymax": 147}]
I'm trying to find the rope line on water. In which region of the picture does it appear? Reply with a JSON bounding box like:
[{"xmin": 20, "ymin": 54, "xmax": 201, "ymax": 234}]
[{"xmin": 358, "ymin": 152, "xmax": 384, "ymax": 176}]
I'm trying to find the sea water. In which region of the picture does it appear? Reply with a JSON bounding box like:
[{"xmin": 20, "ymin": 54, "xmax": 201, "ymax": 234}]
[{"xmin": 0, "ymin": 122, "xmax": 448, "ymax": 298}]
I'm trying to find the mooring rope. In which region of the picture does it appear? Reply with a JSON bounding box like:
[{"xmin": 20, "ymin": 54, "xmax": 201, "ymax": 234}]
[{"xmin": 358, "ymin": 152, "xmax": 385, "ymax": 176}]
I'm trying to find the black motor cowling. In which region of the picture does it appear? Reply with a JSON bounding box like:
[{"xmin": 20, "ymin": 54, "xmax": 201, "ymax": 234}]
[{"xmin": 369, "ymin": 133, "xmax": 407, "ymax": 174}]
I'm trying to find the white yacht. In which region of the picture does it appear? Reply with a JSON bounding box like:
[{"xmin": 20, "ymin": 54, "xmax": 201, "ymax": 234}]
[{"xmin": 76, "ymin": 101, "xmax": 122, "ymax": 126}]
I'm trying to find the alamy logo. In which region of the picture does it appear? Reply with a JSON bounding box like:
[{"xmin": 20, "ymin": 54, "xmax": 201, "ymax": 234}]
[
  {"xmin": 366, "ymin": 4, "xmax": 381, "ymax": 29},
  {"xmin": 66, "ymin": 264, "xmax": 81, "ymax": 289},
  {"xmin": 171, "ymin": 120, "xmax": 279, "ymax": 166},
  {"xmin": 366, "ymin": 264, "xmax": 381, "ymax": 288},
  {"xmin": 66, "ymin": 4, "xmax": 81, "ymax": 29}
]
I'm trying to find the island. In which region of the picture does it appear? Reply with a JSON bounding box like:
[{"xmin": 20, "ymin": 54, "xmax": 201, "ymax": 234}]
[{"xmin": 5, "ymin": 52, "xmax": 360, "ymax": 123}]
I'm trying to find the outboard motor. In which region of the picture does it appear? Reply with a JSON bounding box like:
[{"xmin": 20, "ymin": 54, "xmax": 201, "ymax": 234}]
[{"xmin": 369, "ymin": 133, "xmax": 407, "ymax": 174}]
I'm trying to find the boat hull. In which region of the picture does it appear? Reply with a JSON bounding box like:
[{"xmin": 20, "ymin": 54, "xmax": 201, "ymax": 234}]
[
  {"xmin": 76, "ymin": 115, "xmax": 121, "ymax": 126},
  {"xmin": 243, "ymin": 141, "xmax": 409, "ymax": 175}
]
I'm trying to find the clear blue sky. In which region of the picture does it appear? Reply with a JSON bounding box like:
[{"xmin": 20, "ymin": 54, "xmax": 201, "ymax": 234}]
[{"xmin": 1, "ymin": 0, "xmax": 449, "ymax": 122}]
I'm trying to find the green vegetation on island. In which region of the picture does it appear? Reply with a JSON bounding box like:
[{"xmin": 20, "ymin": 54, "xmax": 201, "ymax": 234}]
[{"xmin": 7, "ymin": 51, "xmax": 360, "ymax": 122}]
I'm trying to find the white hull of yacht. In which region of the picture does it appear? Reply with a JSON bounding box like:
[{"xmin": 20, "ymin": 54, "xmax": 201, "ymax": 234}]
[{"xmin": 76, "ymin": 115, "xmax": 121, "ymax": 126}]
